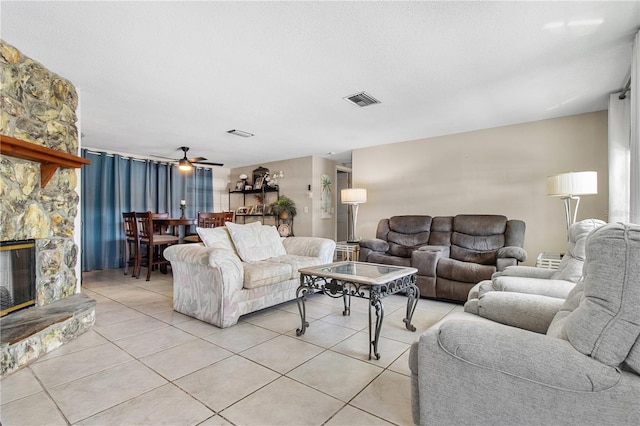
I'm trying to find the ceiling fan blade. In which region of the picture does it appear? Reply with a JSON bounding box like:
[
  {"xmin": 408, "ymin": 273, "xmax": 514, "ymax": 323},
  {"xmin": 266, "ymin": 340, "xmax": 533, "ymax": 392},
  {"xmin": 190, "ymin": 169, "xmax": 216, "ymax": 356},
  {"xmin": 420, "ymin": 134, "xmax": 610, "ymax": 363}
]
[
  {"xmin": 150, "ymin": 154, "xmax": 179, "ymax": 161},
  {"xmin": 188, "ymin": 156, "xmax": 207, "ymax": 162},
  {"xmin": 193, "ymin": 161, "xmax": 224, "ymax": 166}
]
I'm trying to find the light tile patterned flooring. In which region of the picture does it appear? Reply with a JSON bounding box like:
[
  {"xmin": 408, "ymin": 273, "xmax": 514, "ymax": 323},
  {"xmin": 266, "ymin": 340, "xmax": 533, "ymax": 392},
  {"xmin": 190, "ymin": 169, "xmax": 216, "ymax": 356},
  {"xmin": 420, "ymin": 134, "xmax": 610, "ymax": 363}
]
[{"xmin": 1, "ymin": 268, "xmax": 463, "ymax": 425}]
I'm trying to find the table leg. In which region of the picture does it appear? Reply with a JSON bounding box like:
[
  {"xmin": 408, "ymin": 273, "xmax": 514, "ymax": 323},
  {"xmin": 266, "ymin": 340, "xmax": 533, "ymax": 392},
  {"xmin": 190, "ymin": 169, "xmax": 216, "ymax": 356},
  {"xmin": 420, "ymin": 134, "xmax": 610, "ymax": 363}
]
[
  {"xmin": 342, "ymin": 289, "xmax": 351, "ymax": 316},
  {"xmin": 295, "ymin": 277, "xmax": 310, "ymax": 336},
  {"xmin": 403, "ymin": 282, "xmax": 420, "ymax": 332},
  {"xmin": 369, "ymin": 289, "xmax": 383, "ymax": 360}
]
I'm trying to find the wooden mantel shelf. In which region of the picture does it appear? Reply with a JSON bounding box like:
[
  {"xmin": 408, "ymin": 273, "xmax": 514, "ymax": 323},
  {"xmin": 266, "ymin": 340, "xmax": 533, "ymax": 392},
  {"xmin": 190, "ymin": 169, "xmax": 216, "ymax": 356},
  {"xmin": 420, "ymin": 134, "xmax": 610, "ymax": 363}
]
[{"xmin": 0, "ymin": 134, "xmax": 90, "ymax": 187}]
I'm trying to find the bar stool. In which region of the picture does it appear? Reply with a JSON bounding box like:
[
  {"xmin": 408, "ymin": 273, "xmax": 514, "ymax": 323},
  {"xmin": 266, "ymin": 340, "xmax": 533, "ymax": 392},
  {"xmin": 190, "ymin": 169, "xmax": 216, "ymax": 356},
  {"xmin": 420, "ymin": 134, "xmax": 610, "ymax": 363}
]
[
  {"xmin": 122, "ymin": 212, "xmax": 140, "ymax": 276},
  {"xmin": 184, "ymin": 212, "xmax": 226, "ymax": 243},
  {"xmin": 136, "ymin": 211, "xmax": 179, "ymax": 281},
  {"xmin": 151, "ymin": 212, "xmax": 170, "ymax": 234}
]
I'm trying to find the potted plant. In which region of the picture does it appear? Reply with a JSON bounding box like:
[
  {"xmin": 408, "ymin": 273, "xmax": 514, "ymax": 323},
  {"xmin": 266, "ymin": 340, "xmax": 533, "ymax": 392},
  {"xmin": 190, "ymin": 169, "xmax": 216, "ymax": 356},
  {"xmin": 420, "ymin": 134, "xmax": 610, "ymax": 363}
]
[{"xmin": 271, "ymin": 195, "xmax": 297, "ymax": 219}]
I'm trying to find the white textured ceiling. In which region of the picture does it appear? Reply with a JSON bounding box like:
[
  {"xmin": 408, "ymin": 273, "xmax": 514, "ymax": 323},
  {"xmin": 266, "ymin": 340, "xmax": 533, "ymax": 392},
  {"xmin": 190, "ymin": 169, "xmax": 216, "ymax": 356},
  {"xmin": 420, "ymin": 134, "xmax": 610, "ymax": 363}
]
[{"xmin": 2, "ymin": 1, "xmax": 639, "ymax": 168}]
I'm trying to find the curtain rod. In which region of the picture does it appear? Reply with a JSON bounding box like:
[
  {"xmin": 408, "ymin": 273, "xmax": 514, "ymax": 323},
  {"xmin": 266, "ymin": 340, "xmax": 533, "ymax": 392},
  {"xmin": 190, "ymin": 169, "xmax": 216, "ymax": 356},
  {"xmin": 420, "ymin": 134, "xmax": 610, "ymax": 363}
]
[
  {"xmin": 619, "ymin": 77, "xmax": 631, "ymax": 99},
  {"xmin": 82, "ymin": 149, "xmax": 214, "ymax": 170}
]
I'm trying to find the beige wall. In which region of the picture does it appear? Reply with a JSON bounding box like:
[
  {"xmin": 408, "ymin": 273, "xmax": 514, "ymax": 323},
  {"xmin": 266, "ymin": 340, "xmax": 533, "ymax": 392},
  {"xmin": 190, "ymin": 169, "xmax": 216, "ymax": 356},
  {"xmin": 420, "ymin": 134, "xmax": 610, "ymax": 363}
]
[
  {"xmin": 231, "ymin": 157, "xmax": 315, "ymax": 236},
  {"xmin": 352, "ymin": 111, "xmax": 609, "ymax": 265},
  {"xmin": 230, "ymin": 156, "xmax": 344, "ymax": 238}
]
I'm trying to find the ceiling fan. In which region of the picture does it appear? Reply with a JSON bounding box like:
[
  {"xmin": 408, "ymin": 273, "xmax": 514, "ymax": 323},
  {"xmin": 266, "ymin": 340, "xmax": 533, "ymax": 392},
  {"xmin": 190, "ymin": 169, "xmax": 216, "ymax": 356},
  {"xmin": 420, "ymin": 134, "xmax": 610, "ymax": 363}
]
[{"xmin": 156, "ymin": 147, "xmax": 223, "ymax": 170}]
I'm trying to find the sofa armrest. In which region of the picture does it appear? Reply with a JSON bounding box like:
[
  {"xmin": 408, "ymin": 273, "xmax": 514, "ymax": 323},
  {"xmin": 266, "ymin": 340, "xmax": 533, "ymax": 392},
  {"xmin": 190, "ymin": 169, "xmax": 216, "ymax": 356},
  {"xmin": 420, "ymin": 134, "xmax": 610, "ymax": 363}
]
[
  {"xmin": 497, "ymin": 246, "xmax": 527, "ymax": 262},
  {"xmin": 491, "ymin": 276, "xmax": 575, "ymax": 299},
  {"xmin": 164, "ymin": 244, "xmax": 244, "ymax": 328},
  {"xmin": 432, "ymin": 319, "xmax": 620, "ymax": 391},
  {"xmin": 492, "ymin": 265, "xmax": 556, "ymax": 280},
  {"xmin": 411, "ymin": 318, "xmax": 629, "ymax": 425},
  {"xmin": 282, "ymin": 237, "xmax": 336, "ymax": 263},
  {"xmin": 412, "ymin": 245, "xmax": 450, "ymax": 277},
  {"xmin": 359, "ymin": 238, "xmax": 390, "ymax": 262},
  {"xmin": 472, "ymin": 291, "xmax": 565, "ymax": 333},
  {"xmin": 358, "ymin": 238, "xmax": 389, "ymax": 252}
]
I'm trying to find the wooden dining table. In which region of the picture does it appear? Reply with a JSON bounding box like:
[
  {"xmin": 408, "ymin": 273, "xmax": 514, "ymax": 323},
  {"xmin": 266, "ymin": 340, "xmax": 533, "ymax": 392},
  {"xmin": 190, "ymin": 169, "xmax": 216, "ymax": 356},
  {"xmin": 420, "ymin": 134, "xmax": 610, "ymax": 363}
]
[{"xmin": 154, "ymin": 218, "xmax": 197, "ymax": 243}]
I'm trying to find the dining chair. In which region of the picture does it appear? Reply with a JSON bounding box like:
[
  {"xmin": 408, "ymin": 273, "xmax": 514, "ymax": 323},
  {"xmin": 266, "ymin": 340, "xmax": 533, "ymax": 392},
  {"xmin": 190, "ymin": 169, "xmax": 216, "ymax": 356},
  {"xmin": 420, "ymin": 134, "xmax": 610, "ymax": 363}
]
[
  {"xmin": 223, "ymin": 211, "xmax": 234, "ymax": 223},
  {"xmin": 136, "ymin": 211, "xmax": 179, "ymax": 281},
  {"xmin": 151, "ymin": 212, "xmax": 170, "ymax": 234},
  {"xmin": 184, "ymin": 212, "xmax": 226, "ymax": 243},
  {"xmin": 122, "ymin": 212, "xmax": 140, "ymax": 277}
]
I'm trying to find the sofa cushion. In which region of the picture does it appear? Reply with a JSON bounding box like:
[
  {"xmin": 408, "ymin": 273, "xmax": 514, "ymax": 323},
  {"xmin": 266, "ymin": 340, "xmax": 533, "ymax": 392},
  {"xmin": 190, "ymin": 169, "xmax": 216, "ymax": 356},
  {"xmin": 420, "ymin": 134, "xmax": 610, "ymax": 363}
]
[
  {"xmin": 225, "ymin": 222, "xmax": 286, "ymax": 262},
  {"xmin": 368, "ymin": 252, "xmax": 412, "ymax": 267},
  {"xmin": 386, "ymin": 216, "xmax": 433, "ymax": 258},
  {"xmin": 548, "ymin": 223, "xmax": 640, "ymax": 370},
  {"xmin": 428, "ymin": 216, "xmax": 453, "ymax": 246},
  {"xmin": 448, "ymin": 214, "xmax": 508, "ymax": 265},
  {"xmin": 389, "ymin": 215, "xmax": 432, "ymax": 233},
  {"xmin": 450, "ymin": 233, "xmax": 503, "ymax": 264},
  {"xmin": 269, "ymin": 254, "xmax": 325, "ymax": 279},
  {"xmin": 454, "ymin": 215, "xmax": 507, "ymax": 235},
  {"xmin": 388, "ymin": 231, "xmax": 431, "ymax": 257},
  {"xmin": 243, "ymin": 261, "xmax": 292, "ymax": 289},
  {"xmin": 197, "ymin": 226, "xmax": 237, "ymax": 253},
  {"xmin": 437, "ymin": 258, "xmax": 496, "ymax": 283}
]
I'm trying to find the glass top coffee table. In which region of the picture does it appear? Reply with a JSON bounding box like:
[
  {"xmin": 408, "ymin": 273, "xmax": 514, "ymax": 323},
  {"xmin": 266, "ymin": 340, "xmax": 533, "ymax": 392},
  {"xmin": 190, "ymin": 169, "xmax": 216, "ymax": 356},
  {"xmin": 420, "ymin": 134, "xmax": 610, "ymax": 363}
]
[{"xmin": 296, "ymin": 261, "xmax": 420, "ymax": 360}]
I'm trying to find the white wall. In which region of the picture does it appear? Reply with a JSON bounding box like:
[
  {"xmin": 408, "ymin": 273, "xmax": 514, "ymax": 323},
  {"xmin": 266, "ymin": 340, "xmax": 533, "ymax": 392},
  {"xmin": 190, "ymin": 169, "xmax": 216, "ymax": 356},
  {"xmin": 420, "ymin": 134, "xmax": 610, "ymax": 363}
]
[
  {"xmin": 353, "ymin": 111, "xmax": 609, "ymax": 265},
  {"xmin": 312, "ymin": 156, "xmax": 339, "ymax": 239},
  {"xmin": 213, "ymin": 167, "xmax": 231, "ymax": 212}
]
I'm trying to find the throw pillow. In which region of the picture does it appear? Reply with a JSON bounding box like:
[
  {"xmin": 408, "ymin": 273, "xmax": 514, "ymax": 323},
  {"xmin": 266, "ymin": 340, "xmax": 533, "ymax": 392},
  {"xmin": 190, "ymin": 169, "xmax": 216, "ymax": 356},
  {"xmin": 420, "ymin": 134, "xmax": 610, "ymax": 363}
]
[
  {"xmin": 197, "ymin": 226, "xmax": 236, "ymax": 253},
  {"xmin": 225, "ymin": 221, "xmax": 287, "ymax": 262}
]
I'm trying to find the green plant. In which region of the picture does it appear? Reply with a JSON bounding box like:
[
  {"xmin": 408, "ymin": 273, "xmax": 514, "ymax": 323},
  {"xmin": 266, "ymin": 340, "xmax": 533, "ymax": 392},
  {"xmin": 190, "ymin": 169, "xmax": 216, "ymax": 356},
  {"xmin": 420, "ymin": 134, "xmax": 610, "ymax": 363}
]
[{"xmin": 271, "ymin": 195, "xmax": 297, "ymax": 218}]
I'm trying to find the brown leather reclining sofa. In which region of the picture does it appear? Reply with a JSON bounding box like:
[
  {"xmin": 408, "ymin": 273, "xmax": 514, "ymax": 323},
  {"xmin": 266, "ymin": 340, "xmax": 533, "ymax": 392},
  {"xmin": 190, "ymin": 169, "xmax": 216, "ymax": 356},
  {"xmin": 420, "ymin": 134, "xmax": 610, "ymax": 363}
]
[{"xmin": 358, "ymin": 215, "xmax": 527, "ymax": 302}]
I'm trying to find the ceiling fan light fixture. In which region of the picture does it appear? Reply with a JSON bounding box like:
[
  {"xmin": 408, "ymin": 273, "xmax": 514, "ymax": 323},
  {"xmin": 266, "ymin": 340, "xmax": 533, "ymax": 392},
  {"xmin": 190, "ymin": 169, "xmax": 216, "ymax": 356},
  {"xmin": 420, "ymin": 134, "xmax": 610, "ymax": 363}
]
[
  {"xmin": 227, "ymin": 129, "xmax": 254, "ymax": 138},
  {"xmin": 178, "ymin": 158, "xmax": 193, "ymax": 171}
]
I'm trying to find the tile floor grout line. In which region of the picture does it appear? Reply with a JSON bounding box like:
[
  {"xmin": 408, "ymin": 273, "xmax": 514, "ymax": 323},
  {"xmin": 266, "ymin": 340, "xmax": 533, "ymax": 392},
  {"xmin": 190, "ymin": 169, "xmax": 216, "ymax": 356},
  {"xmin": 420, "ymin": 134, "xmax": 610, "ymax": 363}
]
[
  {"xmin": 4, "ymin": 269, "xmax": 430, "ymax": 425},
  {"xmin": 21, "ymin": 366, "xmax": 73, "ymax": 426},
  {"xmin": 70, "ymin": 377, "xmax": 171, "ymax": 425}
]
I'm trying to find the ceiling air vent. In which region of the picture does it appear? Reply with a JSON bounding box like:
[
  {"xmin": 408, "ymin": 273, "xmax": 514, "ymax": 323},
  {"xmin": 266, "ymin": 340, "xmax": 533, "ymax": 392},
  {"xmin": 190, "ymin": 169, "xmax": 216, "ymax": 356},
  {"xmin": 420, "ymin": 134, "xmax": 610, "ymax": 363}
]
[
  {"xmin": 227, "ymin": 129, "xmax": 254, "ymax": 138},
  {"xmin": 343, "ymin": 91, "xmax": 381, "ymax": 107}
]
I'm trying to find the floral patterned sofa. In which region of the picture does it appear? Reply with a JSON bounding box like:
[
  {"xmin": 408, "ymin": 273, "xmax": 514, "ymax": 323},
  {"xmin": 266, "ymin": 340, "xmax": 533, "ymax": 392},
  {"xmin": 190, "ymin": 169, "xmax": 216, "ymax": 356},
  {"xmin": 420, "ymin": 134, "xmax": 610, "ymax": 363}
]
[{"xmin": 163, "ymin": 222, "xmax": 335, "ymax": 328}]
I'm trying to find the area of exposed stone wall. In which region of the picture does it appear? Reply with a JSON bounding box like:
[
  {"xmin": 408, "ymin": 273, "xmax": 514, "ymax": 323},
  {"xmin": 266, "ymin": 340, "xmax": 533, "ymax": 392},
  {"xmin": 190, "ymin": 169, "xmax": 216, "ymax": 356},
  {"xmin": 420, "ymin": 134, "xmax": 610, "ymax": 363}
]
[
  {"xmin": 0, "ymin": 41, "xmax": 78, "ymax": 153},
  {"xmin": 0, "ymin": 40, "xmax": 80, "ymax": 305}
]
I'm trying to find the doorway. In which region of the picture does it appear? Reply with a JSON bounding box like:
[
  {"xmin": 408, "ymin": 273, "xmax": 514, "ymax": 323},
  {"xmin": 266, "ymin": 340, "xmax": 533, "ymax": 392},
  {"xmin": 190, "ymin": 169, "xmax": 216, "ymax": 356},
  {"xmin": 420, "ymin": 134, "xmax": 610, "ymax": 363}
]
[{"xmin": 336, "ymin": 167, "xmax": 351, "ymax": 242}]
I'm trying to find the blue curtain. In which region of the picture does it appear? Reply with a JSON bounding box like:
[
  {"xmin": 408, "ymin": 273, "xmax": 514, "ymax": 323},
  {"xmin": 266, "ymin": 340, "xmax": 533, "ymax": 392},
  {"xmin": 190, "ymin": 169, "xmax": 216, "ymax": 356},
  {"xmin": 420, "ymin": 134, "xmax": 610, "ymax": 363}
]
[{"xmin": 81, "ymin": 150, "xmax": 213, "ymax": 271}]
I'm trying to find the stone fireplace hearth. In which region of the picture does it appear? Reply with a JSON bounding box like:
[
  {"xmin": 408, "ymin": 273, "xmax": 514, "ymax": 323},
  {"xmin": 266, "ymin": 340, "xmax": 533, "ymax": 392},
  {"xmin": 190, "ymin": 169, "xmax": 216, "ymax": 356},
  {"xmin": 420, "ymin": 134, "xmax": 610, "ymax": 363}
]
[{"xmin": 1, "ymin": 40, "xmax": 95, "ymax": 377}]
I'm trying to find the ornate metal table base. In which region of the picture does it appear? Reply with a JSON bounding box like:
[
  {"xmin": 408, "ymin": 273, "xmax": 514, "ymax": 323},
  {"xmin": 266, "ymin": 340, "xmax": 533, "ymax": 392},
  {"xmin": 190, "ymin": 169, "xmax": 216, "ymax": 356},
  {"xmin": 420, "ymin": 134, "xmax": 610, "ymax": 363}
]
[{"xmin": 296, "ymin": 272, "xmax": 419, "ymax": 360}]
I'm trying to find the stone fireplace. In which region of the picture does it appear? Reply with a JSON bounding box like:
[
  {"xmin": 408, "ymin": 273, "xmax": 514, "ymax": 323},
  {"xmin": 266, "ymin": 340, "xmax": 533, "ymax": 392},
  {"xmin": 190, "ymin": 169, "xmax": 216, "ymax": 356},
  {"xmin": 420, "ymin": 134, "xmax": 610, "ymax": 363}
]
[{"xmin": 1, "ymin": 40, "xmax": 95, "ymax": 377}]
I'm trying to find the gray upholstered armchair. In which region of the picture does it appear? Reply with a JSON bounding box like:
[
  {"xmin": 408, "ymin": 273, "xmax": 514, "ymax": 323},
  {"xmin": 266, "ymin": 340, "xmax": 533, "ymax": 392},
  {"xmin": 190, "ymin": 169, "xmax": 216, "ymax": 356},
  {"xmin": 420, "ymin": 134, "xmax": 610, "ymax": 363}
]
[
  {"xmin": 359, "ymin": 215, "xmax": 526, "ymax": 302},
  {"xmin": 464, "ymin": 218, "xmax": 605, "ymax": 332},
  {"xmin": 409, "ymin": 222, "xmax": 640, "ymax": 425}
]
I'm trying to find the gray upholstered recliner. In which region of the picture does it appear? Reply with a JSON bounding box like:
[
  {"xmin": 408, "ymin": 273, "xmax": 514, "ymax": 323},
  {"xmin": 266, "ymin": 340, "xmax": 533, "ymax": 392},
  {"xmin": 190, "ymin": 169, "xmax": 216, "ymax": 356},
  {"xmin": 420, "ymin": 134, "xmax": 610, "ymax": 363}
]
[
  {"xmin": 409, "ymin": 222, "xmax": 640, "ymax": 425},
  {"xmin": 464, "ymin": 218, "xmax": 606, "ymax": 332},
  {"xmin": 359, "ymin": 215, "xmax": 526, "ymax": 302}
]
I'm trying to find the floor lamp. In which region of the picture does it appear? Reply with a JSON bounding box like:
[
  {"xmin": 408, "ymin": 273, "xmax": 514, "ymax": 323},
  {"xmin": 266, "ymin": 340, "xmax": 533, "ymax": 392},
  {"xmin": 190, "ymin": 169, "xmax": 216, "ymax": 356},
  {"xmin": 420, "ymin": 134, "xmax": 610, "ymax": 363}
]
[
  {"xmin": 547, "ymin": 171, "xmax": 598, "ymax": 233},
  {"xmin": 341, "ymin": 188, "xmax": 367, "ymax": 243}
]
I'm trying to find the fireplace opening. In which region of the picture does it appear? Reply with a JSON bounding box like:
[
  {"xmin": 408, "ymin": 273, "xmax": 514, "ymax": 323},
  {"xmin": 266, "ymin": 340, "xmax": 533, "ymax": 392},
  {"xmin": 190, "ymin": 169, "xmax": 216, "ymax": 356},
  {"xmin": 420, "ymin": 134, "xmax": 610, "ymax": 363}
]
[{"xmin": 1, "ymin": 239, "xmax": 36, "ymax": 317}]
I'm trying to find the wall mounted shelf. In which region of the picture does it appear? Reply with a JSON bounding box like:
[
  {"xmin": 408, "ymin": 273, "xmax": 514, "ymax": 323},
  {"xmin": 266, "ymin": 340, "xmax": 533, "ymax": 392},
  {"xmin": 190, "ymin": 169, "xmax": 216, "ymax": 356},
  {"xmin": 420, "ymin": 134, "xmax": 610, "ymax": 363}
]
[{"xmin": 0, "ymin": 134, "xmax": 90, "ymax": 187}]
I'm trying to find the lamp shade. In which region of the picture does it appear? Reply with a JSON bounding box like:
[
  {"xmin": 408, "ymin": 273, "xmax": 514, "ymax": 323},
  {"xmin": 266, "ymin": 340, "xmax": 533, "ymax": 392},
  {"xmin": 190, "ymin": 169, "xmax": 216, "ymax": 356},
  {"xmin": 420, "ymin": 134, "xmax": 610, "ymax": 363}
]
[
  {"xmin": 341, "ymin": 188, "xmax": 367, "ymax": 204},
  {"xmin": 547, "ymin": 171, "xmax": 597, "ymax": 197}
]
